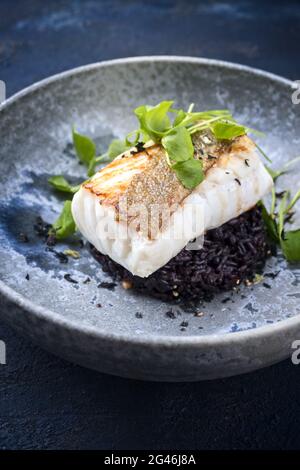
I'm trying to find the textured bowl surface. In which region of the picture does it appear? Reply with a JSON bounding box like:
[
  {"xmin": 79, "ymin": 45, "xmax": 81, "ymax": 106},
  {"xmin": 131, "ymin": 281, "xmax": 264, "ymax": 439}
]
[{"xmin": 0, "ymin": 56, "xmax": 299, "ymax": 381}]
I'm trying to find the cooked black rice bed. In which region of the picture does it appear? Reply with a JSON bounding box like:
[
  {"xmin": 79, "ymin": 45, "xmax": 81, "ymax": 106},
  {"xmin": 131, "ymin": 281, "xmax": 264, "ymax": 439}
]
[{"xmin": 90, "ymin": 206, "xmax": 270, "ymax": 302}]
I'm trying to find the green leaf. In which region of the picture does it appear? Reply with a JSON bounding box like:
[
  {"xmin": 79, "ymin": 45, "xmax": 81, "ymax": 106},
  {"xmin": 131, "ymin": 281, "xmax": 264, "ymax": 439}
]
[
  {"xmin": 48, "ymin": 175, "xmax": 80, "ymax": 194},
  {"xmin": 72, "ymin": 128, "xmax": 96, "ymax": 166},
  {"xmin": 52, "ymin": 201, "xmax": 76, "ymax": 239},
  {"xmin": 172, "ymin": 159, "xmax": 204, "ymax": 190},
  {"xmin": 211, "ymin": 121, "xmax": 246, "ymax": 140},
  {"xmin": 134, "ymin": 101, "xmax": 173, "ymax": 141},
  {"xmin": 277, "ymin": 191, "xmax": 290, "ymax": 238},
  {"xmin": 265, "ymin": 166, "xmax": 285, "ymax": 181},
  {"xmin": 125, "ymin": 130, "xmax": 140, "ymax": 147},
  {"xmin": 280, "ymin": 229, "xmax": 300, "ymax": 262},
  {"xmin": 173, "ymin": 109, "xmax": 188, "ymax": 127},
  {"xmin": 87, "ymin": 157, "xmax": 97, "ymax": 177},
  {"xmin": 162, "ymin": 127, "xmax": 194, "ymax": 163},
  {"xmin": 259, "ymin": 202, "xmax": 279, "ymax": 243},
  {"xmin": 106, "ymin": 138, "xmax": 126, "ymax": 158}
]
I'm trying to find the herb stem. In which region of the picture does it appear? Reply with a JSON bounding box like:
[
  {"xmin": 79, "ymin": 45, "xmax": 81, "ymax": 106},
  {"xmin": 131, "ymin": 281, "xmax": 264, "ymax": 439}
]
[
  {"xmin": 255, "ymin": 143, "xmax": 272, "ymax": 163},
  {"xmin": 188, "ymin": 115, "xmax": 226, "ymax": 135},
  {"xmin": 271, "ymin": 187, "xmax": 276, "ymax": 217},
  {"xmin": 285, "ymin": 189, "xmax": 300, "ymax": 213},
  {"xmin": 95, "ymin": 153, "xmax": 109, "ymax": 163},
  {"xmin": 283, "ymin": 155, "xmax": 300, "ymax": 171}
]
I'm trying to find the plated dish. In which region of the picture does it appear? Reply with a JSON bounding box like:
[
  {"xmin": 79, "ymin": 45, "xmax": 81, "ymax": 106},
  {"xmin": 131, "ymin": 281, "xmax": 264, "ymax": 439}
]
[
  {"xmin": 51, "ymin": 101, "xmax": 298, "ymax": 302},
  {"xmin": 0, "ymin": 57, "xmax": 299, "ymax": 381}
]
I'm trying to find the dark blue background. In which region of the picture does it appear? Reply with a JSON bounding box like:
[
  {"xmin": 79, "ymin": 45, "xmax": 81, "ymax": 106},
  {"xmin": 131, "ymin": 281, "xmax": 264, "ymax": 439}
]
[{"xmin": 1, "ymin": 0, "xmax": 300, "ymax": 450}]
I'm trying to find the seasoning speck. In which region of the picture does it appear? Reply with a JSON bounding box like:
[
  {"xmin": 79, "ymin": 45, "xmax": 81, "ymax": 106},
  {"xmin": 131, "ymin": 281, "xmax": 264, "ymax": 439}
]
[
  {"xmin": 180, "ymin": 321, "xmax": 189, "ymax": 328},
  {"xmin": 130, "ymin": 141, "xmax": 145, "ymax": 155},
  {"xmin": 194, "ymin": 311, "xmax": 204, "ymax": 317},
  {"xmin": 98, "ymin": 281, "xmax": 117, "ymax": 291},
  {"xmin": 83, "ymin": 277, "xmax": 91, "ymax": 284},
  {"xmin": 235, "ymin": 178, "xmax": 241, "ymax": 186},
  {"xmin": 63, "ymin": 249, "xmax": 80, "ymax": 259},
  {"xmin": 96, "ymin": 303, "xmax": 102, "ymax": 308},
  {"xmin": 19, "ymin": 232, "xmax": 29, "ymax": 243},
  {"xmin": 135, "ymin": 312, "xmax": 143, "ymax": 319},
  {"xmin": 25, "ymin": 273, "xmax": 30, "ymax": 281},
  {"xmin": 46, "ymin": 247, "xmax": 68, "ymax": 264},
  {"xmin": 64, "ymin": 273, "xmax": 78, "ymax": 284},
  {"xmin": 265, "ymin": 271, "xmax": 280, "ymax": 279},
  {"xmin": 165, "ymin": 310, "xmax": 176, "ymax": 319},
  {"xmin": 122, "ymin": 280, "xmax": 133, "ymax": 290}
]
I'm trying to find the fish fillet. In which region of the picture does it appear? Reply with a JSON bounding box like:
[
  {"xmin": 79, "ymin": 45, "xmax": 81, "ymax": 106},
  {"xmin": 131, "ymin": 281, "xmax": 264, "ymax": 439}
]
[{"xmin": 72, "ymin": 133, "xmax": 273, "ymax": 277}]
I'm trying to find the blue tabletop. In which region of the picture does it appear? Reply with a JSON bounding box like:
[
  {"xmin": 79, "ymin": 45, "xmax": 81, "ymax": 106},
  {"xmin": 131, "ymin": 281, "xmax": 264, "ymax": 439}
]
[{"xmin": 1, "ymin": 0, "xmax": 300, "ymax": 450}]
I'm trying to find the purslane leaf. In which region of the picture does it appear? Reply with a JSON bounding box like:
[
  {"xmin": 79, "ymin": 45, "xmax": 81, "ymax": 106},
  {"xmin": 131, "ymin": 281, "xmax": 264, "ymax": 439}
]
[
  {"xmin": 211, "ymin": 121, "xmax": 246, "ymax": 140},
  {"xmin": 172, "ymin": 159, "xmax": 204, "ymax": 190},
  {"xmin": 162, "ymin": 127, "xmax": 194, "ymax": 163},
  {"xmin": 48, "ymin": 175, "xmax": 80, "ymax": 194},
  {"xmin": 72, "ymin": 128, "xmax": 96, "ymax": 166},
  {"xmin": 134, "ymin": 101, "xmax": 173, "ymax": 141},
  {"xmin": 280, "ymin": 229, "xmax": 300, "ymax": 262},
  {"xmin": 260, "ymin": 185, "xmax": 300, "ymax": 264},
  {"xmin": 52, "ymin": 201, "xmax": 76, "ymax": 239},
  {"xmin": 107, "ymin": 139, "xmax": 129, "ymax": 158},
  {"xmin": 259, "ymin": 202, "xmax": 279, "ymax": 243},
  {"xmin": 277, "ymin": 191, "xmax": 290, "ymax": 238}
]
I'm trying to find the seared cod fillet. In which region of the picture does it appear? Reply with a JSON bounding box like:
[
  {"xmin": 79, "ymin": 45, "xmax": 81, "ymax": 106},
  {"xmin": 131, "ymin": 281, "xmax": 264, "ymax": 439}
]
[{"xmin": 72, "ymin": 133, "xmax": 273, "ymax": 277}]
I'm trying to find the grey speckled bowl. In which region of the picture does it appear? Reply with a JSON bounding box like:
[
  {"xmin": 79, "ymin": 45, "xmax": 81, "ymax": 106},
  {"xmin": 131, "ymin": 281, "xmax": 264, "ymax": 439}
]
[{"xmin": 0, "ymin": 56, "xmax": 300, "ymax": 381}]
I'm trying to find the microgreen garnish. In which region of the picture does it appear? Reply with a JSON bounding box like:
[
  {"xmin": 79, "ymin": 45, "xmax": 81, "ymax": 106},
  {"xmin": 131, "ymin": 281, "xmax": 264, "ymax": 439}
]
[
  {"xmin": 260, "ymin": 157, "xmax": 300, "ymax": 262},
  {"xmin": 172, "ymin": 159, "xmax": 204, "ymax": 189},
  {"xmin": 265, "ymin": 156, "xmax": 300, "ymax": 182},
  {"xmin": 69, "ymin": 102, "xmax": 263, "ymax": 191},
  {"xmin": 211, "ymin": 121, "xmax": 246, "ymax": 140},
  {"xmin": 106, "ymin": 139, "xmax": 131, "ymax": 158},
  {"xmin": 72, "ymin": 128, "xmax": 125, "ymax": 177},
  {"xmin": 48, "ymin": 175, "xmax": 80, "ymax": 194},
  {"xmin": 72, "ymin": 128, "xmax": 97, "ymax": 176},
  {"xmin": 51, "ymin": 201, "xmax": 76, "ymax": 239},
  {"xmin": 130, "ymin": 101, "xmax": 254, "ymax": 189}
]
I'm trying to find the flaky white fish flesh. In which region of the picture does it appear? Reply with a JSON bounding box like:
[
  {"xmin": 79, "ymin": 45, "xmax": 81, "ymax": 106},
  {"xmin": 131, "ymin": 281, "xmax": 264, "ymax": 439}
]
[{"xmin": 72, "ymin": 135, "xmax": 273, "ymax": 277}]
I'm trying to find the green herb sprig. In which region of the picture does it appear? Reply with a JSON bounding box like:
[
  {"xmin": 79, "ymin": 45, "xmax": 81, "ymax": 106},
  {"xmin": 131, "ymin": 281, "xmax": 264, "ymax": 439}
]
[
  {"xmin": 48, "ymin": 175, "xmax": 80, "ymax": 194},
  {"xmin": 48, "ymin": 100, "xmax": 264, "ymax": 239},
  {"xmin": 131, "ymin": 101, "xmax": 250, "ymax": 189},
  {"xmin": 260, "ymin": 159, "xmax": 300, "ymax": 262},
  {"xmin": 72, "ymin": 128, "xmax": 130, "ymax": 177},
  {"xmin": 51, "ymin": 201, "xmax": 76, "ymax": 239},
  {"xmin": 49, "ymin": 132, "xmax": 131, "ymax": 238}
]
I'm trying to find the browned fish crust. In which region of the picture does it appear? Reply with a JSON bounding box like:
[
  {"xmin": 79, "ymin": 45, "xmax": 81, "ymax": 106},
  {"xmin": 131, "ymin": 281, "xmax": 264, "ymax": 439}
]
[
  {"xmin": 83, "ymin": 133, "xmax": 255, "ymax": 238},
  {"xmin": 83, "ymin": 133, "xmax": 254, "ymax": 204}
]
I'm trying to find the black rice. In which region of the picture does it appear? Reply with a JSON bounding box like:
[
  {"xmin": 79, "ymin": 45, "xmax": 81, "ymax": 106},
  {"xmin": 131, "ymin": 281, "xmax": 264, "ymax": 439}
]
[{"xmin": 90, "ymin": 207, "xmax": 270, "ymax": 302}]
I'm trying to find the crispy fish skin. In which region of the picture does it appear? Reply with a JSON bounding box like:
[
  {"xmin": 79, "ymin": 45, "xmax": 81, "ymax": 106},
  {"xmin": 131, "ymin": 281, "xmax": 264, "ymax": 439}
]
[{"xmin": 72, "ymin": 133, "xmax": 273, "ymax": 277}]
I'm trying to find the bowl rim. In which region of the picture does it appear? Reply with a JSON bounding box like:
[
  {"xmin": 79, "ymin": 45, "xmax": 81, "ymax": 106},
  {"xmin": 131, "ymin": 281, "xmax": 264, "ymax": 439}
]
[{"xmin": 0, "ymin": 55, "xmax": 298, "ymax": 348}]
